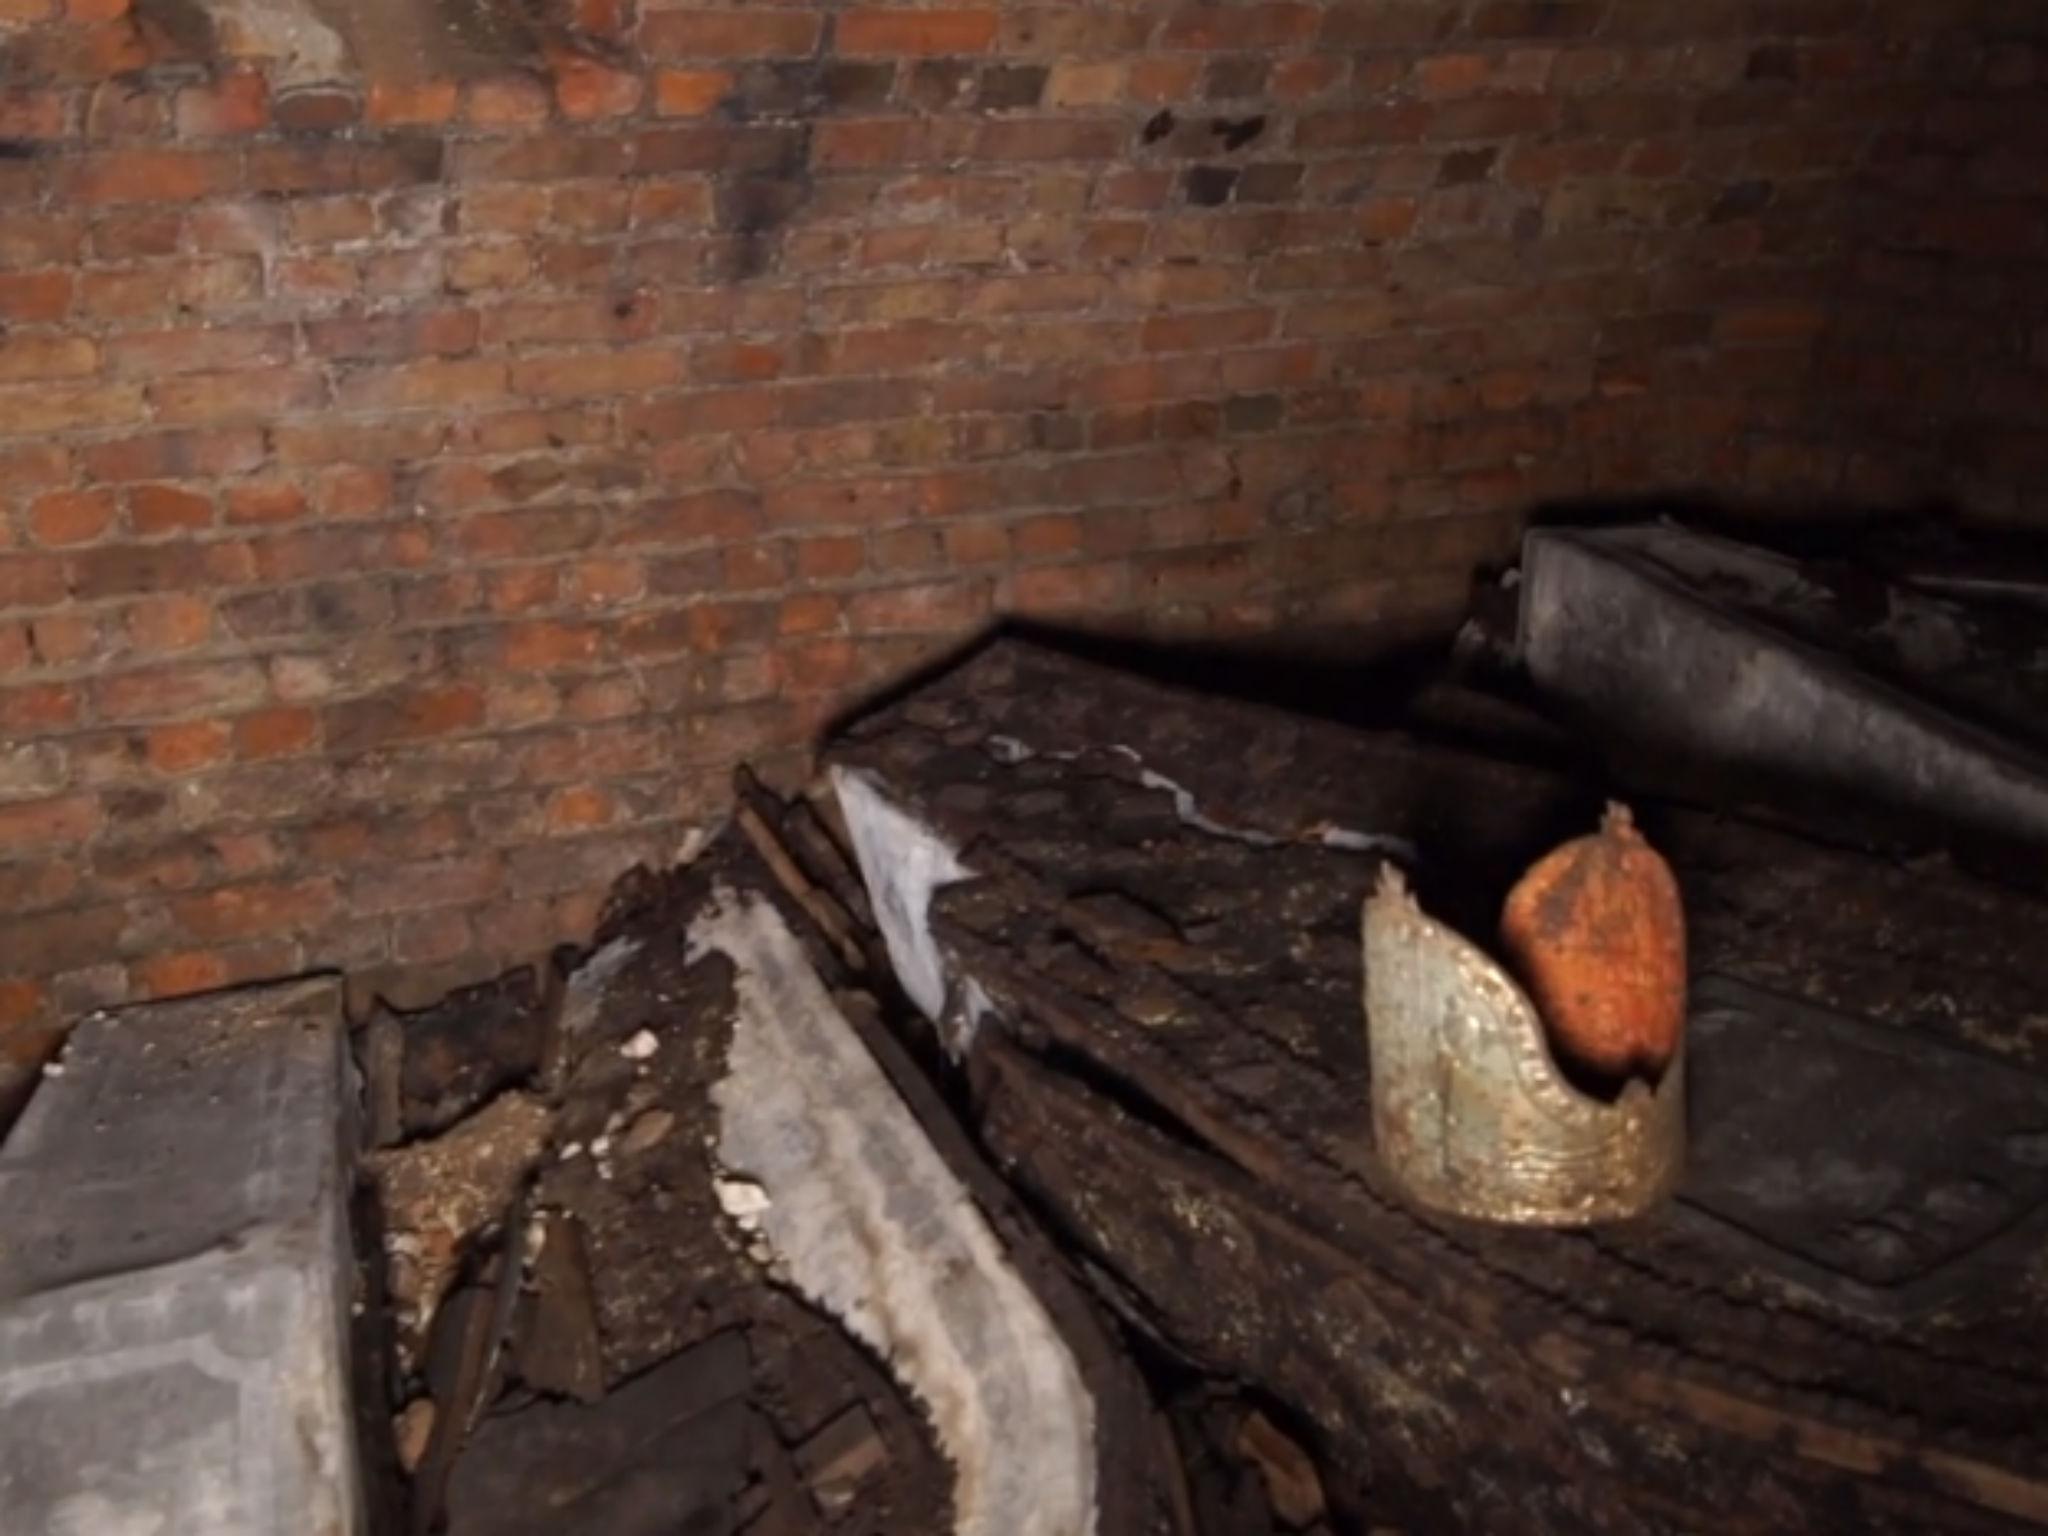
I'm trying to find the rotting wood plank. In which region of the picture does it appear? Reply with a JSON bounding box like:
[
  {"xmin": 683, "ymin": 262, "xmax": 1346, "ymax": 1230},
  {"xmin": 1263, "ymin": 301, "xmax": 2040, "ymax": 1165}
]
[{"xmin": 825, "ymin": 638, "xmax": 2048, "ymax": 1536}]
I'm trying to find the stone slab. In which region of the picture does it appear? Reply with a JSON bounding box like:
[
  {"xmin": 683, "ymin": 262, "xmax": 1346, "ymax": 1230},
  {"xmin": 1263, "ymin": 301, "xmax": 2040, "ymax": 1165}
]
[{"xmin": 0, "ymin": 975, "xmax": 362, "ymax": 1536}]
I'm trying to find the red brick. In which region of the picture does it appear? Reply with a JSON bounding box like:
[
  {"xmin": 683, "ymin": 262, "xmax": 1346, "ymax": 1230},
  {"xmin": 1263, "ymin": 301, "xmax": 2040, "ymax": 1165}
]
[
  {"xmin": 466, "ymin": 75, "xmax": 554, "ymax": 128},
  {"xmin": 1294, "ymin": 104, "xmax": 1431, "ymax": 150},
  {"xmin": 366, "ymin": 79, "xmax": 460, "ymax": 127},
  {"xmin": 145, "ymin": 719, "xmax": 232, "ymax": 774},
  {"xmin": 1009, "ymin": 561, "xmax": 1131, "ymax": 612},
  {"xmin": 0, "ymin": 684, "xmax": 79, "ymax": 732},
  {"xmin": 551, "ymin": 50, "xmax": 644, "ymax": 119},
  {"xmin": 840, "ymin": 8, "xmax": 997, "ymax": 54},
  {"xmin": 151, "ymin": 369, "xmax": 325, "ymax": 424},
  {"xmin": 132, "ymin": 947, "xmax": 290, "ymax": 1000},
  {"xmin": 0, "ymin": 381, "xmax": 145, "ymax": 436},
  {"xmin": 350, "ymin": 854, "xmax": 502, "ymax": 914},
  {"xmin": 775, "ymin": 637, "xmax": 857, "ymax": 695},
  {"xmin": 91, "ymin": 211, "xmax": 182, "ymax": 260},
  {"xmin": 314, "ymin": 466, "xmax": 394, "ymax": 521},
  {"xmin": 306, "ymin": 309, "xmax": 479, "ymax": 362},
  {"xmin": 333, "ymin": 358, "xmax": 508, "ymax": 411},
  {"xmin": 390, "ymin": 909, "xmax": 474, "ymax": 965},
  {"xmin": 233, "ymin": 706, "xmax": 319, "ymax": 760},
  {"xmin": 0, "ymin": 212, "xmax": 82, "ymax": 268},
  {"xmin": 510, "ymin": 347, "xmax": 681, "ymax": 399},
  {"xmin": 96, "ymin": 660, "xmax": 267, "ymax": 723},
  {"xmin": 640, "ymin": 9, "xmax": 822, "ymax": 57},
  {"xmin": 172, "ymin": 878, "xmax": 338, "ymax": 942},
  {"xmin": 323, "ymin": 685, "xmax": 486, "ymax": 751},
  {"xmin": 25, "ymin": 613, "xmax": 98, "ymax": 666},
  {"xmin": 273, "ymin": 418, "xmax": 447, "ymax": 467},
  {"xmin": 0, "ymin": 88, "xmax": 67, "ymax": 142},
  {"xmin": 974, "ymin": 117, "xmax": 1122, "ymax": 162},
  {"xmin": 107, "ymin": 325, "xmax": 296, "ymax": 378},
  {"xmin": 61, "ymin": 149, "xmax": 238, "ymax": 205},
  {"xmin": 0, "ymin": 977, "xmax": 45, "ymax": 1030},
  {"xmin": 27, "ymin": 490, "xmax": 117, "ymax": 547},
  {"xmin": 0, "ymin": 554, "xmax": 63, "ymax": 608},
  {"xmin": 125, "ymin": 594, "xmax": 214, "ymax": 652},
  {"xmin": 777, "ymin": 591, "xmax": 842, "ymax": 636},
  {"xmin": 1425, "ymin": 95, "xmax": 1558, "ymax": 140},
  {"xmin": 224, "ymin": 481, "xmax": 309, "ymax": 526},
  {"xmin": 1141, "ymin": 308, "xmax": 1275, "ymax": 352},
  {"xmin": 127, "ymin": 484, "xmax": 215, "ymax": 535},
  {"xmin": 0, "ymin": 795, "xmax": 98, "ymax": 850},
  {"xmin": 544, "ymin": 784, "xmax": 616, "ymax": 832},
  {"xmin": 134, "ymin": 949, "xmax": 230, "ymax": 1002},
  {"xmin": 503, "ymin": 621, "xmax": 606, "ymax": 669},
  {"xmin": 1361, "ymin": 197, "xmax": 1420, "ymax": 241},
  {"xmin": 795, "ymin": 535, "xmax": 865, "ymax": 579},
  {"xmin": 1164, "ymin": 3, "xmax": 1318, "ymax": 48},
  {"xmin": 943, "ymin": 520, "xmax": 1010, "ymax": 565},
  {"xmin": 567, "ymin": 558, "xmax": 645, "ymax": 605},
  {"xmin": 846, "ymin": 580, "xmax": 991, "ymax": 634},
  {"xmin": 1413, "ymin": 53, "xmax": 1491, "ymax": 98},
  {"xmin": 1716, "ymin": 305, "xmax": 1828, "ymax": 344},
  {"xmin": 0, "ymin": 272, "xmax": 71, "ymax": 323},
  {"xmin": 175, "ymin": 71, "xmax": 269, "ymax": 137},
  {"xmin": 653, "ymin": 68, "xmax": 733, "ymax": 117}
]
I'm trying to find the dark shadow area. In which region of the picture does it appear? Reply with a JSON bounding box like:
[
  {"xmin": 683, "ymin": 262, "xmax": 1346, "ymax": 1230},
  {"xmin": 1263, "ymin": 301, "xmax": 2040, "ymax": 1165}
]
[
  {"xmin": 822, "ymin": 495, "xmax": 2048, "ymax": 903},
  {"xmin": 823, "ymin": 617, "xmax": 1477, "ymax": 747}
]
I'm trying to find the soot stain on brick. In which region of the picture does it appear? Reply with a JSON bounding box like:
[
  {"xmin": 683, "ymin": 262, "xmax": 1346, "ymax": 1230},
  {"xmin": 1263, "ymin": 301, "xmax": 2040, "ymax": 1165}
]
[
  {"xmin": 1210, "ymin": 115, "xmax": 1266, "ymax": 152},
  {"xmin": 1142, "ymin": 109, "xmax": 1177, "ymax": 145},
  {"xmin": 131, "ymin": 0, "xmax": 217, "ymax": 60},
  {"xmin": 707, "ymin": 44, "xmax": 839, "ymax": 280},
  {"xmin": 1185, "ymin": 165, "xmax": 1238, "ymax": 207},
  {"xmin": 719, "ymin": 124, "xmax": 814, "ymax": 281}
]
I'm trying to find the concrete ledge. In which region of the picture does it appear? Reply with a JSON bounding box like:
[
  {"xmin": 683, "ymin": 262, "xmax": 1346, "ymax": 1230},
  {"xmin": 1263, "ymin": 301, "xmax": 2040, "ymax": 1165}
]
[{"xmin": 0, "ymin": 976, "xmax": 362, "ymax": 1536}]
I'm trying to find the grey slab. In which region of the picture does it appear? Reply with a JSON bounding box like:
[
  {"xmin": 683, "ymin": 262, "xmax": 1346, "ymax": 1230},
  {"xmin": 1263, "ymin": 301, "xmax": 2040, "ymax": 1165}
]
[
  {"xmin": 1517, "ymin": 523, "xmax": 2048, "ymax": 852},
  {"xmin": 0, "ymin": 975, "xmax": 362, "ymax": 1536}
]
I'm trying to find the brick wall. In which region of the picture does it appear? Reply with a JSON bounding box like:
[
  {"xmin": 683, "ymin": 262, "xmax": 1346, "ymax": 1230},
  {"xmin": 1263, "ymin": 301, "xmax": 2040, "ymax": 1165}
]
[
  {"xmin": 0, "ymin": 0, "xmax": 2032, "ymax": 1069},
  {"xmin": 1812, "ymin": 8, "xmax": 2048, "ymax": 520}
]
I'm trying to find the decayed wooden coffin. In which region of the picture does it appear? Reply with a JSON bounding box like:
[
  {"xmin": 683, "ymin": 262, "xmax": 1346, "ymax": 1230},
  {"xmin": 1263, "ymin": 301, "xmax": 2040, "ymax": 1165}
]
[{"xmin": 825, "ymin": 639, "xmax": 2048, "ymax": 1536}]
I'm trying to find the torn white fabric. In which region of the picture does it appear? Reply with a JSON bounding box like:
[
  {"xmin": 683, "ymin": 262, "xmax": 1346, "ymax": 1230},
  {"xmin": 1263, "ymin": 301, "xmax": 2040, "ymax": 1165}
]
[{"xmin": 694, "ymin": 890, "xmax": 1098, "ymax": 1536}]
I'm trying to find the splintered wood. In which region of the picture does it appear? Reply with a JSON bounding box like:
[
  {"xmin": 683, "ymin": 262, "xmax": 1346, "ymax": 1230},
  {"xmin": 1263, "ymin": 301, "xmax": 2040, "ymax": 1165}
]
[{"xmin": 824, "ymin": 638, "xmax": 2048, "ymax": 1536}]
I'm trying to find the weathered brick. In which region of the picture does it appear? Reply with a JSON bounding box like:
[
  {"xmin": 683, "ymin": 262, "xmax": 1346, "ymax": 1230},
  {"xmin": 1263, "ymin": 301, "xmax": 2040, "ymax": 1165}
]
[
  {"xmin": 174, "ymin": 71, "xmax": 269, "ymax": 137},
  {"xmin": 0, "ymin": 381, "xmax": 144, "ymax": 436},
  {"xmin": 551, "ymin": 52, "xmax": 644, "ymax": 119},
  {"xmin": 640, "ymin": 9, "xmax": 822, "ymax": 58},
  {"xmin": 172, "ymin": 878, "xmax": 338, "ymax": 942},
  {"xmin": 151, "ymin": 368, "xmax": 326, "ymax": 424},
  {"xmin": 126, "ymin": 484, "xmax": 215, "ymax": 535},
  {"xmin": 27, "ymin": 490, "xmax": 116, "ymax": 547},
  {"xmin": 841, "ymin": 7, "xmax": 998, "ymax": 55},
  {"xmin": 465, "ymin": 75, "xmax": 553, "ymax": 129},
  {"xmin": 333, "ymin": 358, "xmax": 508, "ymax": 412},
  {"xmin": 0, "ymin": 794, "xmax": 99, "ymax": 849},
  {"xmin": 0, "ymin": 272, "xmax": 72, "ymax": 323},
  {"xmin": 232, "ymin": 706, "xmax": 320, "ymax": 760},
  {"xmin": 95, "ymin": 661, "xmax": 268, "ymax": 723},
  {"xmin": 125, "ymin": 594, "xmax": 215, "ymax": 653},
  {"xmin": 349, "ymin": 854, "xmax": 503, "ymax": 914},
  {"xmin": 366, "ymin": 80, "xmax": 461, "ymax": 127},
  {"xmin": 1164, "ymin": 4, "xmax": 1318, "ymax": 49},
  {"xmin": 59, "ymin": 148, "xmax": 238, "ymax": 204},
  {"xmin": 509, "ymin": 347, "xmax": 682, "ymax": 399},
  {"xmin": 144, "ymin": 719, "xmax": 233, "ymax": 774}
]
